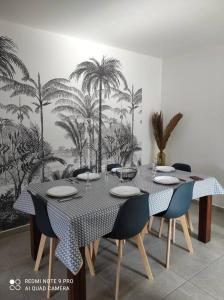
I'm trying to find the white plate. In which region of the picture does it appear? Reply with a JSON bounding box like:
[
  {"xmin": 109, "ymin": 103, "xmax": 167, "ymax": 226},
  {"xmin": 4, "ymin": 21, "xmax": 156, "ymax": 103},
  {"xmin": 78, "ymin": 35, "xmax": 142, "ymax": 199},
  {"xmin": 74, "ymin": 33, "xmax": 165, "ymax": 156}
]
[
  {"xmin": 110, "ymin": 186, "xmax": 141, "ymax": 198},
  {"xmin": 111, "ymin": 167, "xmax": 122, "ymax": 173},
  {"xmin": 156, "ymin": 166, "xmax": 175, "ymax": 172},
  {"xmin": 154, "ymin": 176, "xmax": 180, "ymax": 185},
  {"xmin": 77, "ymin": 172, "xmax": 101, "ymax": 181},
  {"xmin": 46, "ymin": 186, "xmax": 78, "ymax": 198}
]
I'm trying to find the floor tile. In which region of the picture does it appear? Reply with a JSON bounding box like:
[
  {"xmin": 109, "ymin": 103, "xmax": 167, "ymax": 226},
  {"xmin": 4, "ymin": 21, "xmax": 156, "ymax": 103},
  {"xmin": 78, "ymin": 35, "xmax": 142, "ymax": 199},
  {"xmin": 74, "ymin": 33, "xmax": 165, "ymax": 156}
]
[
  {"xmin": 164, "ymin": 281, "xmax": 215, "ymax": 300},
  {"xmin": 190, "ymin": 256, "xmax": 224, "ymax": 300}
]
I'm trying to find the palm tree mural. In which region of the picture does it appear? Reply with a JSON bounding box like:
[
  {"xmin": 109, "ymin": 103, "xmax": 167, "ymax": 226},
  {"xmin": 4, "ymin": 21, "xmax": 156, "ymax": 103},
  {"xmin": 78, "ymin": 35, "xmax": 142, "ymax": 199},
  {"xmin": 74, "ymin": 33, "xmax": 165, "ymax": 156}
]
[
  {"xmin": 55, "ymin": 115, "xmax": 87, "ymax": 167},
  {"xmin": 4, "ymin": 97, "xmax": 32, "ymax": 123},
  {"xmin": 0, "ymin": 73, "xmax": 72, "ymax": 181},
  {"xmin": 0, "ymin": 36, "xmax": 28, "ymax": 79},
  {"xmin": 113, "ymin": 85, "xmax": 142, "ymax": 165},
  {"xmin": 70, "ymin": 57, "xmax": 127, "ymax": 172},
  {"xmin": 53, "ymin": 89, "xmax": 110, "ymax": 167}
]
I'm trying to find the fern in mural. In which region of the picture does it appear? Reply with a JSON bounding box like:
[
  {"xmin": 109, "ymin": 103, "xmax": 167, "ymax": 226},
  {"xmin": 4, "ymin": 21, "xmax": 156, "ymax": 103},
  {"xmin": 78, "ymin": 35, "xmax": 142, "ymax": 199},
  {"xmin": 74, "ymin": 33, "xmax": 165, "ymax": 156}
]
[
  {"xmin": 70, "ymin": 57, "xmax": 127, "ymax": 172},
  {"xmin": 0, "ymin": 124, "xmax": 65, "ymax": 197},
  {"xmin": 103, "ymin": 123, "xmax": 141, "ymax": 165}
]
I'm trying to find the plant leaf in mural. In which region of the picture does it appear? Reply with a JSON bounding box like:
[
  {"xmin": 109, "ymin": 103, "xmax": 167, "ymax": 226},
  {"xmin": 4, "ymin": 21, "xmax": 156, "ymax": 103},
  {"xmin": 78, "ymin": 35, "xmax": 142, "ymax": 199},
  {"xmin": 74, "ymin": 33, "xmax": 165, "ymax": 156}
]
[
  {"xmin": 4, "ymin": 97, "xmax": 33, "ymax": 123},
  {"xmin": 53, "ymin": 89, "xmax": 110, "ymax": 168},
  {"xmin": 70, "ymin": 56, "xmax": 127, "ymax": 172},
  {"xmin": 55, "ymin": 115, "xmax": 87, "ymax": 168},
  {"xmin": 0, "ymin": 74, "xmax": 73, "ymax": 181},
  {"xmin": 0, "ymin": 36, "xmax": 29, "ymax": 79},
  {"xmin": 113, "ymin": 85, "xmax": 142, "ymax": 165}
]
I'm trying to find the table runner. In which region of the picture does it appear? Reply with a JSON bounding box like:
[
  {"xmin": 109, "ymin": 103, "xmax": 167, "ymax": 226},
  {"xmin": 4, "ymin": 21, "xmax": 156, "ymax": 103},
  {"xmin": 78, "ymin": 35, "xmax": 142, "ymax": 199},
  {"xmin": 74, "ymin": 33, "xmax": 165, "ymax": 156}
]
[{"xmin": 14, "ymin": 165, "xmax": 224, "ymax": 274}]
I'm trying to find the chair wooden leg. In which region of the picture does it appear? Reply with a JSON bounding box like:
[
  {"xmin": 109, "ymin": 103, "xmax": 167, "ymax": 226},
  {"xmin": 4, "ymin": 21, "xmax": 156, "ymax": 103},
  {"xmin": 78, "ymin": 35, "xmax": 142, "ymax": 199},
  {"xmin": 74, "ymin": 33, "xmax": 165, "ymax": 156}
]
[
  {"xmin": 34, "ymin": 234, "xmax": 47, "ymax": 272},
  {"xmin": 115, "ymin": 240, "xmax": 123, "ymax": 300},
  {"xmin": 179, "ymin": 215, "xmax": 193, "ymax": 254},
  {"xmin": 93, "ymin": 239, "xmax": 100, "ymax": 257},
  {"xmin": 47, "ymin": 238, "xmax": 57, "ymax": 299},
  {"xmin": 89, "ymin": 242, "xmax": 94, "ymax": 258},
  {"xmin": 166, "ymin": 219, "xmax": 172, "ymax": 269},
  {"xmin": 172, "ymin": 219, "xmax": 176, "ymax": 243},
  {"xmin": 141, "ymin": 223, "xmax": 149, "ymax": 240},
  {"xmin": 186, "ymin": 211, "xmax": 194, "ymax": 232},
  {"xmin": 148, "ymin": 216, "xmax": 154, "ymax": 232},
  {"xmin": 85, "ymin": 246, "xmax": 95, "ymax": 277},
  {"xmin": 159, "ymin": 218, "xmax": 164, "ymax": 238},
  {"xmin": 133, "ymin": 234, "xmax": 153, "ymax": 280}
]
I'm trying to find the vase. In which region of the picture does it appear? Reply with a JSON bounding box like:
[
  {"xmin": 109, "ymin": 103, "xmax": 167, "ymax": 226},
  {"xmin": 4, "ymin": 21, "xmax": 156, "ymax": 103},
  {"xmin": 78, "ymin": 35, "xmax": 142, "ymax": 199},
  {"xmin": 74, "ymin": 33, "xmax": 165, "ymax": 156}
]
[{"xmin": 157, "ymin": 151, "xmax": 166, "ymax": 166}]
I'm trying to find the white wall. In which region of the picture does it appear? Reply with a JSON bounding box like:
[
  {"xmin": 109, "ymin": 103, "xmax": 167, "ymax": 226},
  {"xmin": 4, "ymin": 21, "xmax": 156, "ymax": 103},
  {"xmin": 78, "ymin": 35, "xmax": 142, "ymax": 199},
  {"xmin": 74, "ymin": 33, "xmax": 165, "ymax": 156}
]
[
  {"xmin": 162, "ymin": 45, "xmax": 224, "ymax": 207},
  {"xmin": 0, "ymin": 19, "xmax": 162, "ymax": 165}
]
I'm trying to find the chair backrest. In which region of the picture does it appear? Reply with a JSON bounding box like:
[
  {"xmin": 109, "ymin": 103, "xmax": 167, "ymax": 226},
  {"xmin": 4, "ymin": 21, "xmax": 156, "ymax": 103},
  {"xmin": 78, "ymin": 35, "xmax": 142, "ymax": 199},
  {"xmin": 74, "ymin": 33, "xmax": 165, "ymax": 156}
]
[
  {"xmin": 28, "ymin": 191, "xmax": 56, "ymax": 238},
  {"xmin": 107, "ymin": 193, "xmax": 149, "ymax": 240},
  {"xmin": 172, "ymin": 163, "xmax": 191, "ymax": 172},
  {"xmin": 107, "ymin": 163, "xmax": 122, "ymax": 172},
  {"xmin": 73, "ymin": 167, "xmax": 90, "ymax": 177},
  {"xmin": 163, "ymin": 181, "xmax": 194, "ymax": 219}
]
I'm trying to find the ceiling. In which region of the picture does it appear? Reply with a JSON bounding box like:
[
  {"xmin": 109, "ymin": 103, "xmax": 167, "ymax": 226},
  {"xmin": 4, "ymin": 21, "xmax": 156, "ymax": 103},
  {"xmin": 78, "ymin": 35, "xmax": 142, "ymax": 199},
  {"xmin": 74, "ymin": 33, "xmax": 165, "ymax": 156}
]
[{"xmin": 0, "ymin": 0, "xmax": 224, "ymax": 58}]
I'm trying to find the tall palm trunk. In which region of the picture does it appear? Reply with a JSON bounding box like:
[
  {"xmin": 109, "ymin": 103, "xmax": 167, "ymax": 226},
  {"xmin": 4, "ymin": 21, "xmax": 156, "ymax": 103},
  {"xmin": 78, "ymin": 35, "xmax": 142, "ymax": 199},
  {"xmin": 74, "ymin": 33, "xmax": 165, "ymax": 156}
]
[
  {"xmin": 131, "ymin": 107, "xmax": 134, "ymax": 166},
  {"xmin": 98, "ymin": 79, "xmax": 102, "ymax": 172},
  {"xmin": 40, "ymin": 103, "xmax": 44, "ymax": 181},
  {"xmin": 0, "ymin": 127, "xmax": 7, "ymax": 183},
  {"xmin": 38, "ymin": 73, "xmax": 45, "ymax": 182},
  {"xmin": 87, "ymin": 119, "xmax": 93, "ymax": 169}
]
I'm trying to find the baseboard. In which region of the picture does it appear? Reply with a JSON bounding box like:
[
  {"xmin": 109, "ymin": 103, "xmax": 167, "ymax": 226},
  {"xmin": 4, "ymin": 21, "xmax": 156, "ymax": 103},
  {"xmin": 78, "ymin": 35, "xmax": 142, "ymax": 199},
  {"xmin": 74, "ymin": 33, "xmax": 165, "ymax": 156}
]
[{"xmin": 0, "ymin": 223, "xmax": 29, "ymax": 239}]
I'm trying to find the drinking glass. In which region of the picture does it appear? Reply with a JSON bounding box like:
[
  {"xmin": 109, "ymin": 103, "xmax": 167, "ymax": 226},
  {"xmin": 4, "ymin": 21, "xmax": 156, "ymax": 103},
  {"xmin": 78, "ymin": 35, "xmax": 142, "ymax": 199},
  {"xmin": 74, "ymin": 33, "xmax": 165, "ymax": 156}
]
[
  {"xmin": 85, "ymin": 172, "xmax": 91, "ymax": 189},
  {"xmin": 152, "ymin": 161, "xmax": 157, "ymax": 178},
  {"xmin": 102, "ymin": 165, "xmax": 108, "ymax": 181}
]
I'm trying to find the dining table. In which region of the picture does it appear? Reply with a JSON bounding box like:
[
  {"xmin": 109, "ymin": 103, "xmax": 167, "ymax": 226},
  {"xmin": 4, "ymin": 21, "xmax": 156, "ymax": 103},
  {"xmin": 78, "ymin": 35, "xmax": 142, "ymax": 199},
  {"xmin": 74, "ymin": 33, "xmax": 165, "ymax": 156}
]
[{"xmin": 14, "ymin": 164, "xmax": 224, "ymax": 300}]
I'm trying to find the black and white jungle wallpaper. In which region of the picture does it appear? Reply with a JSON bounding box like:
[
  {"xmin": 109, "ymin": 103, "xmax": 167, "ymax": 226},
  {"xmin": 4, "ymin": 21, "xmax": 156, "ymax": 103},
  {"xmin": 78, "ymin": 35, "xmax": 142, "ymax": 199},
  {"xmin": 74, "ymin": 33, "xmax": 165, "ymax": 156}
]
[{"xmin": 0, "ymin": 34, "xmax": 143, "ymax": 231}]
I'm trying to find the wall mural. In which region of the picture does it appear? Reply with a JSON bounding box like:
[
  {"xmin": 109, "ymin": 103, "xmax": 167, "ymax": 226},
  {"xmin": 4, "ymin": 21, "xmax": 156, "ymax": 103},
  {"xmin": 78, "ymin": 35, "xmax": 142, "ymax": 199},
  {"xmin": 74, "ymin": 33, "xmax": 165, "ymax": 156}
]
[{"xmin": 0, "ymin": 35, "xmax": 142, "ymax": 231}]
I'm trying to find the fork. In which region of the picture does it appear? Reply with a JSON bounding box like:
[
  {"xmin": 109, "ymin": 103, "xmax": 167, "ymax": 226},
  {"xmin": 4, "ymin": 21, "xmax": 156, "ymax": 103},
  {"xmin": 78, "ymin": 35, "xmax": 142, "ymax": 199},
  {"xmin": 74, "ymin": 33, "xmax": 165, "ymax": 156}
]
[
  {"xmin": 58, "ymin": 194, "xmax": 83, "ymax": 202},
  {"xmin": 65, "ymin": 178, "xmax": 80, "ymax": 184}
]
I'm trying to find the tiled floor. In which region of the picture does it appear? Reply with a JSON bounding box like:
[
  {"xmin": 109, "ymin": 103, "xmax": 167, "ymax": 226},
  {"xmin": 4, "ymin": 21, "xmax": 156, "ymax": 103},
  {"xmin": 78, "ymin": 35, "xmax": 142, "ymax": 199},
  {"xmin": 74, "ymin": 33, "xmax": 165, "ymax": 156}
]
[{"xmin": 0, "ymin": 202, "xmax": 224, "ymax": 300}]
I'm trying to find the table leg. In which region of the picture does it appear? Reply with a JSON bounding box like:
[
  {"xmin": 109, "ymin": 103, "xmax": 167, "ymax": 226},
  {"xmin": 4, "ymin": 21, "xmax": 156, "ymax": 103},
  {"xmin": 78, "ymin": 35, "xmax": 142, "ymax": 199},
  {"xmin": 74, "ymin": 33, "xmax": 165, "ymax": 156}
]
[
  {"xmin": 29, "ymin": 215, "xmax": 41, "ymax": 260},
  {"xmin": 198, "ymin": 195, "xmax": 212, "ymax": 243},
  {"xmin": 67, "ymin": 247, "xmax": 86, "ymax": 300}
]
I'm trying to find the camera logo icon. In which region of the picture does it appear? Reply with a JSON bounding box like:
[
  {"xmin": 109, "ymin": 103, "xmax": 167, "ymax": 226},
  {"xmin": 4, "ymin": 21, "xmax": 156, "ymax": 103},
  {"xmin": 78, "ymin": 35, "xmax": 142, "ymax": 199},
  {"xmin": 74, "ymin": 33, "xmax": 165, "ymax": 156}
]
[{"xmin": 9, "ymin": 279, "xmax": 21, "ymax": 291}]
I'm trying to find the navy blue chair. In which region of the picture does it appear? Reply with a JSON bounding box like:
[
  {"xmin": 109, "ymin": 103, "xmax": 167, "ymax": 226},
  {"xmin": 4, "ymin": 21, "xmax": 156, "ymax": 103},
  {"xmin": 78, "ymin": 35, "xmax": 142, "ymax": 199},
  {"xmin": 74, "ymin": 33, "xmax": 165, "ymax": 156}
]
[
  {"xmin": 28, "ymin": 191, "xmax": 95, "ymax": 298},
  {"xmin": 73, "ymin": 167, "xmax": 90, "ymax": 177},
  {"xmin": 28, "ymin": 191, "xmax": 57, "ymax": 298},
  {"xmin": 103, "ymin": 193, "xmax": 153, "ymax": 300},
  {"xmin": 107, "ymin": 163, "xmax": 122, "ymax": 172},
  {"xmin": 172, "ymin": 163, "xmax": 191, "ymax": 173},
  {"xmin": 156, "ymin": 181, "xmax": 194, "ymax": 268}
]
